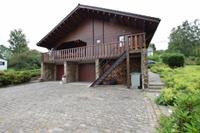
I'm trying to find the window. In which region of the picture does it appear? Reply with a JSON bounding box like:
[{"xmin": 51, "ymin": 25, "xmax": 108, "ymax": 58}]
[
  {"xmin": 119, "ymin": 35, "xmax": 125, "ymax": 47},
  {"xmin": 0, "ymin": 61, "xmax": 5, "ymax": 66}
]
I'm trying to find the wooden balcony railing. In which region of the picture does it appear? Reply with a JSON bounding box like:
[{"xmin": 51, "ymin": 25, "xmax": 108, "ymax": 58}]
[{"xmin": 42, "ymin": 33, "xmax": 145, "ymax": 63}]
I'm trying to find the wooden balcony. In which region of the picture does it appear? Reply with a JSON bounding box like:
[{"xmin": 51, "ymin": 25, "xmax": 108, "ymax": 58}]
[{"xmin": 42, "ymin": 33, "xmax": 145, "ymax": 63}]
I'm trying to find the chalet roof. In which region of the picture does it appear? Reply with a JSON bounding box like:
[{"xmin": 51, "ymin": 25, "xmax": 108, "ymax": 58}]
[{"xmin": 37, "ymin": 4, "xmax": 160, "ymax": 49}]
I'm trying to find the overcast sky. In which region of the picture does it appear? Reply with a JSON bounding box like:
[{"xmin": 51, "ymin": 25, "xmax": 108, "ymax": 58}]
[{"xmin": 0, "ymin": 0, "xmax": 199, "ymax": 52}]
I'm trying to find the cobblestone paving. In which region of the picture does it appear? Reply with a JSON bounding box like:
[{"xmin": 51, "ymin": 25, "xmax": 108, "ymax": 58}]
[{"xmin": 0, "ymin": 82, "xmax": 157, "ymax": 133}]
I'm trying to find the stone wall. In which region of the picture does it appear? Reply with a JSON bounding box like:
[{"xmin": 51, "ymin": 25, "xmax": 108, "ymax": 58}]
[
  {"xmin": 101, "ymin": 57, "xmax": 141, "ymax": 85},
  {"xmin": 41, "ymin": 63, "xmax": 56, "ymax": 80},
  {"xmin": 64, "ymin": 62, "xmax": 78, "ymax": 82}
]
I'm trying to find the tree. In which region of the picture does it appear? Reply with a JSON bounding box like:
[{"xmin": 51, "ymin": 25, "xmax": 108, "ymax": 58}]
[
  {"xmin": 8, "ymin": 49, "xmax": 41, "ymax": 70},
  {"xmin": 8, "ymin": 29, "xmax": 29, "ymax": 54},
  {"xmin": 7, "ymin": 29, "xmax": 41, "ymax": 70},
  {"xmin": 149, "ymin": 43, "xmax": 156, "ymax": 51},
  {"xmin": 0, "ymin": 44, "xmax": 12, "ymax": 59},
  {"xmin": 168, "ymin": 20, "xmax": 200, "ymax": 56}
]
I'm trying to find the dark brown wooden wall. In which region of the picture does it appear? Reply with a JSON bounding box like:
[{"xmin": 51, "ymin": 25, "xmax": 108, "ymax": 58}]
[{"xmin": 57, "ymin": 17, "xmax": 144, "ymax": 47}]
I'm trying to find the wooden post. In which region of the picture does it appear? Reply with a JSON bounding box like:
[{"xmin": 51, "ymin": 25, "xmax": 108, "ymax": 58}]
[{"xmin": 126, "ymin": 37, "xmax": 131, "ymax": 88}]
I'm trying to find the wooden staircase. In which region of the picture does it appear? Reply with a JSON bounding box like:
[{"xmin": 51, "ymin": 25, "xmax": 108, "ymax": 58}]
[{"xmin": 90, "ymin": 51, "xmax": 127, "ymax": 87}]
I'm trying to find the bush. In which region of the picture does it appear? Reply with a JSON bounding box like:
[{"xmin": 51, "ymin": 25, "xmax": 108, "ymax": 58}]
[
  {"xmin": 8, "ymin": 50, "xmax": 41, "ymax": 70},
  {"xmin": 196, "ymin": 57, "xmax": 200, "ymax": 65},
  {"xmin": 156, "ymin": 88, "xmax": 177, "ymax": 106},
  {"xmin": 148, "ymin": 54, "xmax": 161, "ymax": 62},
  {"xmin": 161, "ymin": 53, "xmax": 184, "ymax": 68},
  {"xmin": 0, "ymin": 69, "xmax": 40, "ymax": 87},
  {"xmin": 158, "ymin": 93, "xmax": 200, "ymax": 133},
  {"xmin": 153, "ymin": 65, "xmax": 200, "ymax": 132}
]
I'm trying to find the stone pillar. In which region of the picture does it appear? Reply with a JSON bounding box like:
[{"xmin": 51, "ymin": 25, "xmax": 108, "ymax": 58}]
[
  {"xmin": 41, "ymin": 63, "xmax": 55, "ymax": 81},
  {"xmin": 54, "ymin": 64, "xmax": 57, "ymax": 80},
  {"xmin": 64, "ymin": 62, "xmax": 78, "ymax": 83},
  {"xmin": 141, "ymin": 48, "xmax": 148, "ymax": 89},
  {"xmin": 41, "ymin": 62, "xmax": 45, "ymax": 79},
  {"xmin": 95, "ymin": 59, "xmax": 100, "ymax": 79},
  {"xmin": 63, "ymin": 61, "xmax": 68, "ymax": 83}
]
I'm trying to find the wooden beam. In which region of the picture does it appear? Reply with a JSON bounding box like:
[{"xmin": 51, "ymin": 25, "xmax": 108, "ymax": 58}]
[{"xmin": 126, "ymin": 37, "xmax": 131, "ymax": 88}]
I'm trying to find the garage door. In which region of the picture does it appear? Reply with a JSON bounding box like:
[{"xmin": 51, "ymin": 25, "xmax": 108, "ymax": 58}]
[
  {"xmin": 56, "ymin": 65, "xmax": 64, "ymax": 80},
  {"xmin": 79, "ymin": 63, "xmax": 95, "ymax": 82}
]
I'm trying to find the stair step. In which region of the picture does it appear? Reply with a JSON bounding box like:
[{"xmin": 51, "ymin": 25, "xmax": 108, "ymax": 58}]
[
  {"xmin": 149, "ymin": 86, "xmax": 164, "ymax": 89},
  {"xmin": 149, "ymin": 83, "xmax": 165, "ymax": 86},
  {"xmin": 90, "ymin": 51, "xmax": 127, "ymax": 87},
  {"xmin": 145, "ymin": 89, "xmax": 162, "ymax": 92}
]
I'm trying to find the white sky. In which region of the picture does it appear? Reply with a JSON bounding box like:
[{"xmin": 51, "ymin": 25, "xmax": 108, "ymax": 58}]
[{"xmin": 0, "ymin": 0, "xmax": 199, "ymax": 52}]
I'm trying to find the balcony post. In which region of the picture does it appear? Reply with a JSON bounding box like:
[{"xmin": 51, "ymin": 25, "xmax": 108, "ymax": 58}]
[{"xmin": 126, "ymin": 37, "xmax": 131, "ymax": 88}]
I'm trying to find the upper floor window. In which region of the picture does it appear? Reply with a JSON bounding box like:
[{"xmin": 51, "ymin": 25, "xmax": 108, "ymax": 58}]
[
  {"xmin": 119, "ymin": 35, "xmax": 125, "ymax": 47},
  {"xmin": 0, "ymin": 61, "xmax": 5, "ymax": 66}
]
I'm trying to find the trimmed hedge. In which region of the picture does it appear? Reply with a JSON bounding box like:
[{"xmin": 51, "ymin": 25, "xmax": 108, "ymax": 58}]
[
  {"xmin": 161, "ymin": 53, "xmax": 184, "ymax": 68},
  {"xmin": 0, "ymin": 69, "xmax": 40, "ymax": 87}
]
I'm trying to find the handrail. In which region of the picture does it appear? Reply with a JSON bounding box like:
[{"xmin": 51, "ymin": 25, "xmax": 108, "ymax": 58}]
[{"xmin": 42, "ymin": 33, "xmax": 145, "ymax": 63}]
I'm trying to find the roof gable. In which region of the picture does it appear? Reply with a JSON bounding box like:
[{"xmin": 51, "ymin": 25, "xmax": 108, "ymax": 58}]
[{"xmin": 37, "ymin": 4, "xmax": 160, "ymax": 49}]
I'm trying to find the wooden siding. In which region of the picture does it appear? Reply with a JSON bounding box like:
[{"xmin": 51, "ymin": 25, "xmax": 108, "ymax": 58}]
[{"xmin": 57, "ymin": 17, "xmax": 143, "ymax": 48}]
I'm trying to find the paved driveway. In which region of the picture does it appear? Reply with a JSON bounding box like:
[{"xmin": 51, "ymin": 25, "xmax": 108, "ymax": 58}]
[{"xmin": 0, "ymin": 82, "xmax": 157, "ymax": 133}]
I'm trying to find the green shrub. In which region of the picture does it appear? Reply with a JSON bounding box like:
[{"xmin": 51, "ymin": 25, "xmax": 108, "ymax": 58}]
[
  {"xmin": 156, "ymin": 88, "xmax": 177, "ymax": 106},
  {"xmin": 148, "ymin": 54, "xmax": 161, "ymax": 62},
  {"xmin": 161, "ymin": 53, "xmax": 184, "ymax": 68},
  {"xmin": 196, "ymin": 57, "xmax": 200, "ymax": 65},
  {"xmin": 158, "ymin": 93, "xmax": 200, "ymax": 133},
  {"xmin": 0, "ymin": 69, "xmax": 40, "ymax": 87}
]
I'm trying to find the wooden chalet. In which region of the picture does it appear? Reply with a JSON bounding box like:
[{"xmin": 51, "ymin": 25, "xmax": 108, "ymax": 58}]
[{"xmin": 37, "ymin": 4, "xmax": 160, "ymax": 88}]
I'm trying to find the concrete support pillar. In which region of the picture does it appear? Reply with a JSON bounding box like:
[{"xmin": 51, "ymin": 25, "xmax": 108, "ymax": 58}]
[{"xmin": 95, "ymin": 59, "xmax": 100, "ymax": 79}]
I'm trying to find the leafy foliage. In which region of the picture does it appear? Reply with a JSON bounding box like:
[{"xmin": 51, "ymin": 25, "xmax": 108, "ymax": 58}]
[
  {"xmin": 168, "ymin": 20, "xmax": 200, "ymax": 57},
  {"xmin": 152, "ymin": 64, "xmax": 200, "ymax": 132},
  {"xmin": 161, "ymin": 53, "xmax": 184, "ymax": 68},
  {"xmin": 0, "ymin": 45, "xmax": 12, "ymax": 59},
  {"xmin": 152, "ymin": 65, "xmax": 200, "ymax": 106},
  {"xmin": 0, "ymin": 69, "xmax": 40, "ymax": 87},
  {"xmin": 8, "ymin": 50, "xmax": 41, "ymax": 70},
  {"xmin": 158, "ymin": 93, "xmax": 200, "ymax": 133},
  {"xmin": 8, "ymin": 29, "xmax": 29, "ymax": 54},
  {"xmin": 6, "ymin": 29, "xmax": 41, "ymax": 70}
]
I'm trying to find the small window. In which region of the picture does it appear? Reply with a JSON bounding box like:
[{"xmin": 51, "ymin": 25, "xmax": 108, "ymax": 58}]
[
  {"xmin": 119, "ymin": 35, "xmax": 125, "ymax": 47},
  {"xmin": 0, "ymin": 61, "xmax": 5, "ymax": 66}
]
